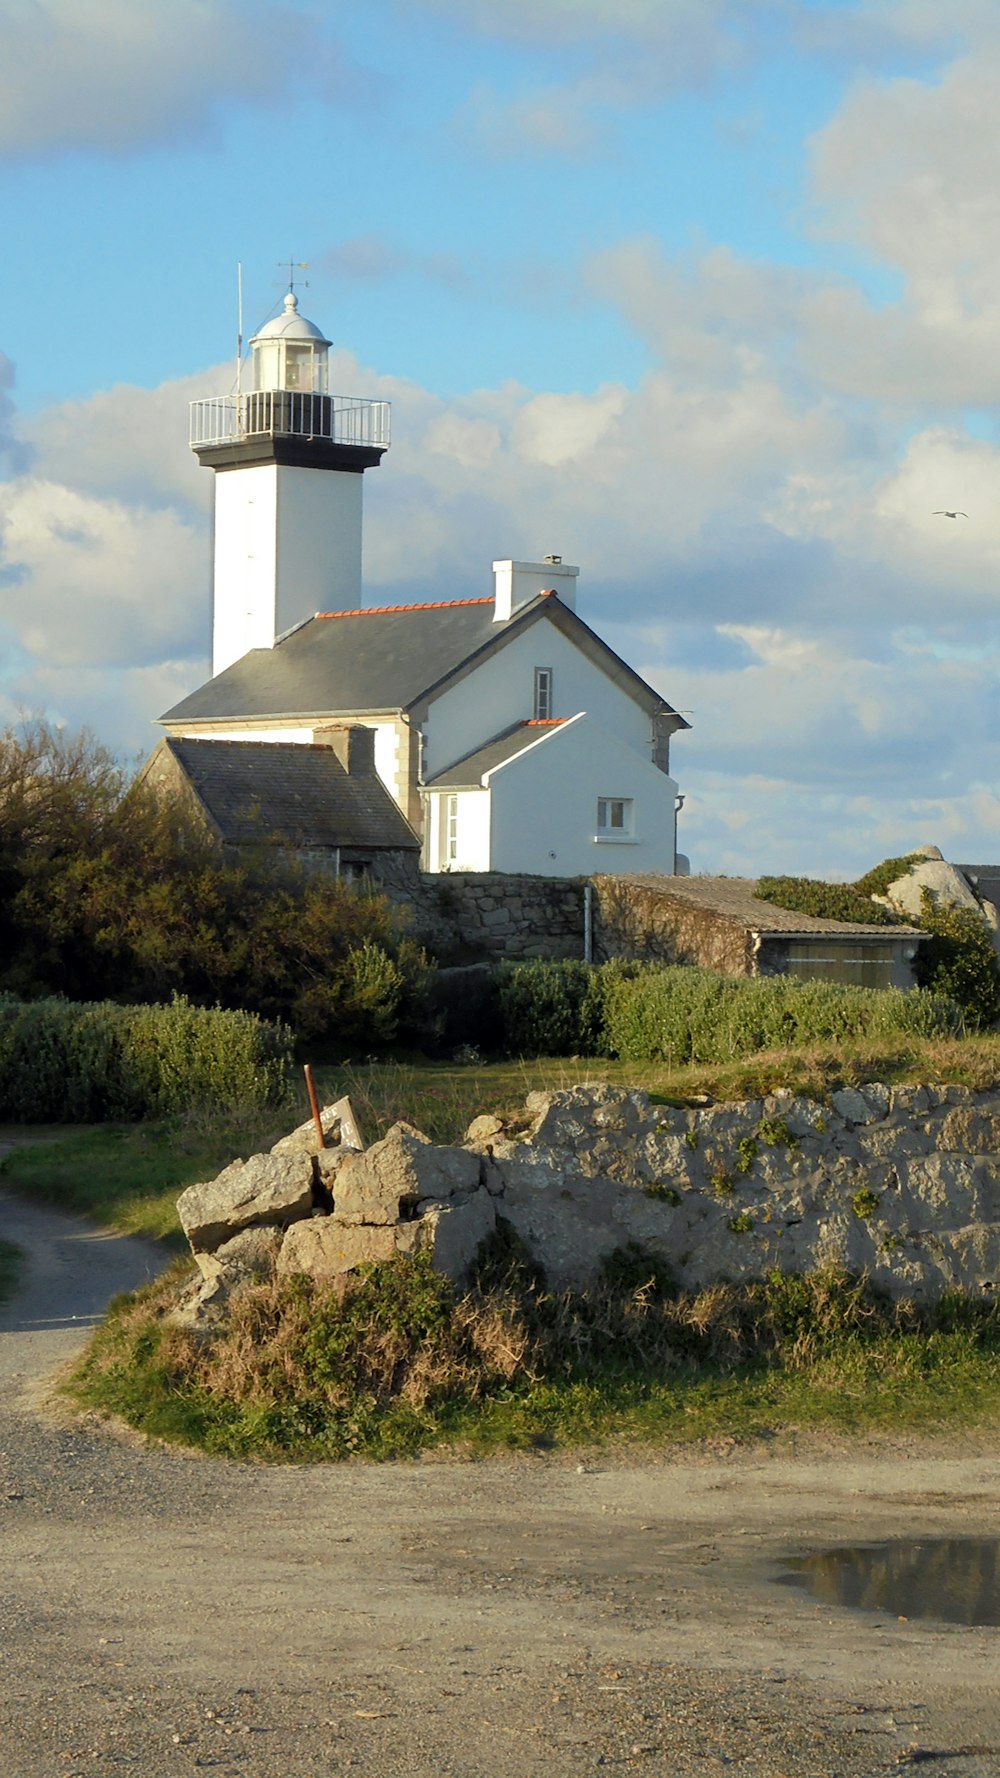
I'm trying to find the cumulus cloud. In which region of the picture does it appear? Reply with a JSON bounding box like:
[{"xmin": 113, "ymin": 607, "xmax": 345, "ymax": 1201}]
[{"xmin": 0, "ymin": 0, "xmax": 342, "ymax": 158}]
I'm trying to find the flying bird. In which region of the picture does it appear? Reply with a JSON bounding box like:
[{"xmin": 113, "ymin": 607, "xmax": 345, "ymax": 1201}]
[{"xmin": 932, "ymin": 509, "xmax": 968, "ymax": 518}]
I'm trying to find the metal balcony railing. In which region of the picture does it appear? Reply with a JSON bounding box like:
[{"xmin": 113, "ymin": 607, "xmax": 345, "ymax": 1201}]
[{"xmin": 190, "ymin": 390, "xmax": 391, "ymax": 451}]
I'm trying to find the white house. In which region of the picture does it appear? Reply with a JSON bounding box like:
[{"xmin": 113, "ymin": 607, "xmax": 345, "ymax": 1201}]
[{"xmin": 160, "ymin": 290, "xmax": 689, "ymax": 878}]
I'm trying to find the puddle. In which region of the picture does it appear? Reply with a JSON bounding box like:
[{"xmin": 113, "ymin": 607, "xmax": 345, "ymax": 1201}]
[{"xmin": 775, "ymin": 1537, "xmax": 1000, "ymax": 1626}]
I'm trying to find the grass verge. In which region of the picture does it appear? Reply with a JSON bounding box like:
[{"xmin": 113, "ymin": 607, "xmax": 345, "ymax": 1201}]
[
  {"xmin": 0, "ymin": 1238, "xmax": 22, "ymax": 1308},
  {"xmin": 65, "ymin": 1247, "xmax": 1000, "ymax": 1464}
]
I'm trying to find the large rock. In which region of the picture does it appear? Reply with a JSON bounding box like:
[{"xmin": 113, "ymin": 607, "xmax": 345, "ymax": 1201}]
[
  {"xmin": 334, "ymin": 1122, "xmax": 481, "ymax": 1225},
  {"xmin": 178, "ymin": 1152, "xmax": 315, "ymax": 1253},
  {"xmin": 277, "ymin": 1218, "xmax": 399, "ymax": 1279},
  {"xmin": 411, "ymin": 1186, "xmax": 497, "ymax": 1283},
  {"xmin": 880, "ymin": 857, "xmax": 993, "ymax": 929},
  {"xmin": 194, "ymin": 1225, "xmax": 285, "ymax": 1284}
]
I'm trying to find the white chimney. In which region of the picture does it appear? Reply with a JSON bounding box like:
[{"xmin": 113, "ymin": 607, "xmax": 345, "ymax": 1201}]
[{"xmin": 492, "ymin": 556, "xmax": 579, "ymax": 622}]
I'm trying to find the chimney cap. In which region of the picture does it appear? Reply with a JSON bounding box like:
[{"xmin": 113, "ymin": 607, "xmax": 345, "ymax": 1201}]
[{"xmin": 543, "ymin": 553, "xmax": 562, "ymax": 564}]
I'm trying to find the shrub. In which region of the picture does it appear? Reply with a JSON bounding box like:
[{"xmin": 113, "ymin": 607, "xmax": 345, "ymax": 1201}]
[
  {"xmin": 912, "ymin": 892, "xmax": 1000, "ymax": 1031},
  {"xmin": 495, "ymin": 959, "xmax": 610, "ymax": 1057},
  {"xmin": 598, "ymin": 965, "xmax": 963, "ymax": 1064},
  {"xmin": 0, "ymin": 993, "xmax": 292, "ymax": 1122}
]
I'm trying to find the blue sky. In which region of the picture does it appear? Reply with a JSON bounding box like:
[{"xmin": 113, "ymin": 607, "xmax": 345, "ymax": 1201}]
[{"xmin": 2, "ymin": 0, "xmax": 1000, "ymax": 878}]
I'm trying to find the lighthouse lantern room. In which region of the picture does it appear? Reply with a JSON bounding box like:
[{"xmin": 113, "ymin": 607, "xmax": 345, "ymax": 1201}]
[{"xmin": 190, "ymin": 287, "xmax": 390, "ymax": 679}]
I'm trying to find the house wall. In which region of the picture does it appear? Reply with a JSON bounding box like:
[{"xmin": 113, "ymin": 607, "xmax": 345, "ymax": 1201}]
[
  {"xmin": 212, "ymin": 463, "xmax": 364, "ymax": 675},
  {"xmin": 484, "ymin": 717, "xmax": 677, "ymax": 878},
  {"xmin": 424, "ymin": 621, "xmax": 654, "ymax": 780}
]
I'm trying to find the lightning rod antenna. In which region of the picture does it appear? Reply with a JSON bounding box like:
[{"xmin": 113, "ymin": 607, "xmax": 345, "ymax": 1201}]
[{"xmin": 236, "ymin": 262, "xmax": 244, "ymax": 400}]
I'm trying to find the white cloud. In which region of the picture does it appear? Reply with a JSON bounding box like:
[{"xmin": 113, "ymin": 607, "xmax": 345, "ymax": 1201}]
[{"xmin": 0, "ymin": 0, "xmax": 341, "ymax": 158}]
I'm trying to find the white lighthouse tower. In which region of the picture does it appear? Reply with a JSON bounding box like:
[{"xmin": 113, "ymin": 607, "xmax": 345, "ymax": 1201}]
[{"xmin": 190, "ymin": 289, "xmax": 390, "ymax": 678}]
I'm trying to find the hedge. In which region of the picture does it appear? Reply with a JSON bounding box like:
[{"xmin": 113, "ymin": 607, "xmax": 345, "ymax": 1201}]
[
  {"xmin": 493, "ymin": 960, "xmax": 964, "ymax": 1062},
  {"xmin": 0, "ymin": 994, "xmax": 294, "ymax": 1123}
]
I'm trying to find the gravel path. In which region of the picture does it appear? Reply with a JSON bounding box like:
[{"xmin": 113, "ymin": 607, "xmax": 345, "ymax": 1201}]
[{"xmin": 1, "ymin": 1143, "xmax": 1000, "ymax": 1778}]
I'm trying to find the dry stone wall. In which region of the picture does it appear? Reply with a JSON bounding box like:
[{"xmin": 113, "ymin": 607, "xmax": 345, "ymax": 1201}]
[{"xmin": 175, "ymin": 1081, "xmax": 1000, "ymax": 1318}]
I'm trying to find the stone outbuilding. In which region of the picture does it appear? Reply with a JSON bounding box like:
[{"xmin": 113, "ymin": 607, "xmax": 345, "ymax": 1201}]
[
  {"xmin": 594, "ymin": 873, "xmax": 924, "ymax": 990},
  {"xmin": 138, "ymin": 730, "xmax": 420, "ymax": 887}
]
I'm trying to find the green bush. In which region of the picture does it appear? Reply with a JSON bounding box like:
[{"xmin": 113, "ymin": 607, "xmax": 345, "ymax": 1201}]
[
  {"xmin": 912, "ymin": 892, "xmax": 1000, "ymax": 1031},
  {"xmin": 0, "ymin": 993, "xmax": 293, "ymax": 1122},
  {"xmin": 598, "ymin": 966, "xmax": 963, "ymax": 1064},
  {"xmin": 495, "ymin": 959, "xmax": 611, "ymax": 1057}
]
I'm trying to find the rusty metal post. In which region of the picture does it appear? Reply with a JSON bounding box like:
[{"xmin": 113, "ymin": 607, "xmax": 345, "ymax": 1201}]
[{"xmin": 303, "ymin": 1063, "xmax": 326, "ymax": 1149}]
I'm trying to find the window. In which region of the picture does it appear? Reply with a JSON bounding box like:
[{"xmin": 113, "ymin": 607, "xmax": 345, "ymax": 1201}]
[
  {"xmin": 533, "ymin": 667, "xmax": 553, "ymax": 720},
  {"xmin": 446, "ymin": 793, "xmax": 459, "ymax": 864},
  {"xmin": 596, "ymin": 797, "xmax": 634, "ymax": 838}
]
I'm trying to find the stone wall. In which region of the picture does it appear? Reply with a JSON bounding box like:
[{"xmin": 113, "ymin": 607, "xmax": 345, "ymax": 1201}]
[
  {"xmin": 591, "ymin": 875, "xmax": 750, "ymax": 971},
  {"xmin": 389, "ymin": 872, "xmax": 586, "ymax": 964},
  {"xmin": 175, "ymin": 1081, "xmax": 1000, "ymax": 1317}
]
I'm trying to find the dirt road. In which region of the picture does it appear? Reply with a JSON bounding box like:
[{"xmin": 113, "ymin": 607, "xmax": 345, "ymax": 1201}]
[{"xmin": 2, "ymin": 1172, "xmax": 999, "ymax": 1778}]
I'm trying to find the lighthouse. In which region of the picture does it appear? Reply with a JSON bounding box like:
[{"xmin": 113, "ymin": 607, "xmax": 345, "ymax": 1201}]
[{"xmin": 190, "ymin": 289, "xmax": 390, "ymax": 678}]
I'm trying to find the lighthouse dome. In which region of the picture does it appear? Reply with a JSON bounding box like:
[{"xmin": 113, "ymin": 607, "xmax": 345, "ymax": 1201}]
[
  {"xmin": 250, "ymin": 291, "xmax": 331, "ymax": 393},
  {"xmin": 251, "ymin": 290, "xmax": 331, "ymax": 348}
]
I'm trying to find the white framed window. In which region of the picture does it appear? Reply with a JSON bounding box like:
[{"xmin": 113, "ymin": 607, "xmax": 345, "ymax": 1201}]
[
  {"xmin": 596, "ymin": 797, "xmax": 634, "ymax": 838},
  {"xmin": 533, "ymin": 666, "xmax": 553, "ymax": 720},
  {"xmin": 445, "ymin": 793, "xmax": 459, "ymax": 864}
]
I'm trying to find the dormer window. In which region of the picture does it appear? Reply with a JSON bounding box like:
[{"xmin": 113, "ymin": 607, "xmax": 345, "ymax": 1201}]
[{"xmin": 533, "ymin": 667, "xmax": 553, "ymax": 720}]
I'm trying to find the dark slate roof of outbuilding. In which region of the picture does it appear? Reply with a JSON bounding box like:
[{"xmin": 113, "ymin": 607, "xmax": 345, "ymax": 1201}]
[
  {"xmin": 159, "ymin": 594, "xmax": 689, "ymax": 729},
  {"xmin": 613, "ymin": 874, "xmax": 923, "ymax": 939},
  {"xmin": 425, "ymin": 719, "xmax": 569, "ymax": 788},
  {"xmin": 162, "ymin": 738, "xmax": 419, "ymax": 852}
]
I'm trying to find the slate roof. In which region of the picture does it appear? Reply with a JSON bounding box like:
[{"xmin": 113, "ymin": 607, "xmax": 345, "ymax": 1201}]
[
  {"xmin": 615, "ymin": 875, "xmax": 923, "ymax": 939},
  {"xmin": 160, "ymin": 738, "xmax": 419, "ymax": 852},
  {"xmin": 425, "ymin": 719, "xmax": 569, "ymax": 788},
  {"xmin": 159, "ymin": 594, "xmax": 688, "ymax": 729}
]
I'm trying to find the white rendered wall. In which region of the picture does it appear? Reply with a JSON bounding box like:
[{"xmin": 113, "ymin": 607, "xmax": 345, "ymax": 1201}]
[
  {"xmin": 212, "ymin": 463, "xmax": 364, "ymax": 676},
  {"xmin": 424, "ymin": 788, "xmax": 491, "ymax": 872},
  {"xmin": 486, "ymin": 715, "xmax": 677, "ymax": 878},
  {"xmin": 425, "ymin": 620, "xmax": 653, "ymax": 781}
]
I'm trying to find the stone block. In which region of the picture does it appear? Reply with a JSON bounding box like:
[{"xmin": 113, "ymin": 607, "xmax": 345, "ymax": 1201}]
[
  {"xmin": 195, "ymin": 1225, "xmax": 284, "ymax": 1283},
  {"xmin": 831, "ymin": 1087, "xmax": 883, "ymax": 1126},
  {"xmin": 333, "ymin": 1122, "xmax": 481, "ymax": 1225},
  {"xmin": 178, "ymin": 1152, "xmax": 315, "ymax": 1253},
  {"xmin": 277, "ymin": 1218, "xmax": 398, "ymax": 1280},
  {"xmin": 411, "ymin": 1186, "xmax": 497, "ymax": 1283}
]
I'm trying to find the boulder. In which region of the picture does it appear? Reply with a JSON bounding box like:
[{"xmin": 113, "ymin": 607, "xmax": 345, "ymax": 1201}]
[
  {"xmin": 194, "ymin": 1224, "xmax": 285, "ymax": 1284},
  {"xmin": 334, "ymin": 1122, "xmax": 481, "ymax": 1225},
  {"xmin": 410, "ymin": 1185, "xmax": 497, "ymax": 1283},
  {"xmin": 277, "ymin": 1218, "xmax": 398, "ymax": 1280},
  {"xmin": 178, "ymin": 1151, "xmax": 315, "ymax": 1253}
]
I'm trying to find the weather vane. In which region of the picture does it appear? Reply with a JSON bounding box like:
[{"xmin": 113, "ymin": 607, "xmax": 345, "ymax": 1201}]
[{"xmin": 280, "ymin": 259, "xmax": 310, "ymax": 294}]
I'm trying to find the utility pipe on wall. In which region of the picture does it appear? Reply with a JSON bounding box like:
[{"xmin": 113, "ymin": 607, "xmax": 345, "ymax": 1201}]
[{"xmin": 583, "ymin": 883, "xmax": 593, "ymax": 964}]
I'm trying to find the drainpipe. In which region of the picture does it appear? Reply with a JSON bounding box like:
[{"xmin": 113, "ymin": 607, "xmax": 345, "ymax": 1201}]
[
  {"xmin": 673, "ymin": 793, "xmax": 685, "ymax": 874},
  {"xmin": 583, "ymin": 883, "xmax": 593, "ymax": 964}
]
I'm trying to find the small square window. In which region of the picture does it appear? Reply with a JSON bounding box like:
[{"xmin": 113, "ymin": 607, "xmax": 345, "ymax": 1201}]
[
  {"xmin": 533, "ymin": 667, "xmax": 553, "ymax": 720},
  {"xmin": 597, "ymin": 797, "xmax": 633, "ymax": 836}
]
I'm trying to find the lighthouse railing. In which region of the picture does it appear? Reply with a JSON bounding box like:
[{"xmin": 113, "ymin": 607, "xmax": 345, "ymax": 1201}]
[{"xmin": 190, "ymin": 392, "xmax": 391, "ymax": 450}]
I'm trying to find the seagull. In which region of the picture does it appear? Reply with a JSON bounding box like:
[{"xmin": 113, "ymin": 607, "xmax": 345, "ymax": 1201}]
[{"xmin": 932, "ymin": 509, "xmax": 968, "ymax": 518}]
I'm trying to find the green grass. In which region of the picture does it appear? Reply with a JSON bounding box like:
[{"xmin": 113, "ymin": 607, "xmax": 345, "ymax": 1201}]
[
  {"xmin": 64, "ymin": 1256, "xmax": 1000, "ymax": 1464},
  {"xmin": 0, "ymin": 1111, "xmax": 289, "ymax": 1245},
  {"xmin": 0, "ymin": 1238, "xmax": 22, "ymax": 1307}
]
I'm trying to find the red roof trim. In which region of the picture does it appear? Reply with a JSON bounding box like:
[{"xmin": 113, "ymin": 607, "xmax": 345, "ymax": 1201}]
[
  {"xmin": 523, "ymin": 718, "xmax": 566, "ymax": 727},
  {"xmin": 316, "ymin": 598, "xmax": 494, "ymax": 619}
]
